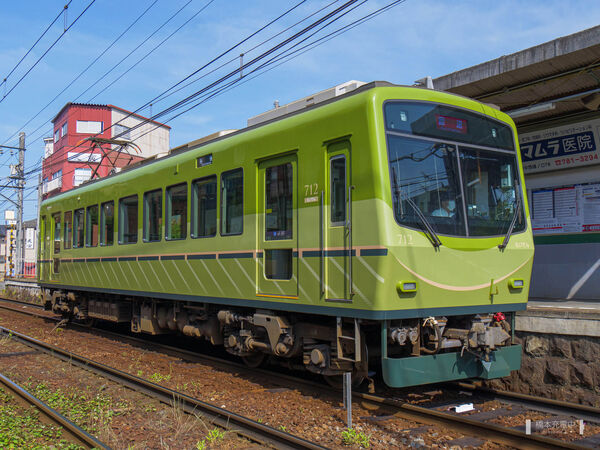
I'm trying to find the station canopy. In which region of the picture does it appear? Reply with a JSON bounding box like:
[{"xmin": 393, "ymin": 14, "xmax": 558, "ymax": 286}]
[{"xmin": 432, "ymin": 26, "xmax": 600, "ymax": 128}]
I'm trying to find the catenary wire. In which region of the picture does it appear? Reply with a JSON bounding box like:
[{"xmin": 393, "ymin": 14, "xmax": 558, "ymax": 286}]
[{"xmin": 0, "ymin": 1, "xmax": 97, "ymax": 105}]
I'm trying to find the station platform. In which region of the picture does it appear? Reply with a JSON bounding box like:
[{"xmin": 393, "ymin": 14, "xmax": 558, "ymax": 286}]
[{"xmin": 516, "ymin": 299, "xmax": 600, "ymax": 337}]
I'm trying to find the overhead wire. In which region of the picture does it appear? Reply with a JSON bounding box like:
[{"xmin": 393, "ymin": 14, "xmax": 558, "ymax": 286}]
[
  {"xmin": 0, "ymin": 0, "xmax": 97, "ymax": 105},
  {"xmin": 0, "ymin": 1, "xmax": 73, "ymax": 90},
  {"xmin": 1, "ymin": 0, "xmax": 160, "ymax": 147},
  {"xmin": 25, "ymin": 0, "xmax": 407, "ymax": 189}
]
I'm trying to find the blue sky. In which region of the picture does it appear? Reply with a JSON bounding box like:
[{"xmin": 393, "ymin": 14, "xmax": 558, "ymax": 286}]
[{"xmin": 1, "ymin": 0, "xmax": 599, "ymax": 220}]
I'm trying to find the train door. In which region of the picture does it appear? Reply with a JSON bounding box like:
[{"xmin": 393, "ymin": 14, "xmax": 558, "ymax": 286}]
[
  {"xmin": 40, "ymin": 215, "xmax": 50, "ymax": 280},
  {"xmin": 325, "ymin": 140, "xmax": 353, "ymax": 301},
  {"xmin": 257, "ymin": 155, "xmax": 298, "ymax": 298},
  {"xmin": 51, "ymin": 212, "xmax": 61, "ymax": 279}
]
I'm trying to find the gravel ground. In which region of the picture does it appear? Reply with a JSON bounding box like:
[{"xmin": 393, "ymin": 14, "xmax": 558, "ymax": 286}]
[{"xmin": 1, "ymin": 304, "xmax": 593, "ymax": 448}]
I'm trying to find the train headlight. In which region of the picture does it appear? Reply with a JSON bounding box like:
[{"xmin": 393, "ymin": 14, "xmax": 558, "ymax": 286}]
[
  {"xmin": 396, "ymin": 280, "xmax": 418, "ymax": 293},
  {"xmin": 509, "ymin": 278, "xmax": 524, "ymax": 289}
]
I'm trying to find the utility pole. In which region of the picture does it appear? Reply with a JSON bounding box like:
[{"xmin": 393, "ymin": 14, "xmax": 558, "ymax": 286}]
[{"xmin": 15, "ymin": 132, "xmax": 25, "ymax": 277}]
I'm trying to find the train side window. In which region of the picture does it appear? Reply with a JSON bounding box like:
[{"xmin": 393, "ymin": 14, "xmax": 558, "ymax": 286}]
[
  {"xmin": 86, "ymin": 205, "xmax": 99, "ymax": 247},
  {"xmin": 191, "ymin": 176, "xmax": 217, "ymax": 238},
  {"xmin": 265, "ymin": 163, "xmax": 293, "ymax": 240},
  {"xmin": 73, "ymin": 208, "xmax": 84, "ymax": 248},
  {"xmin": 143, "ymin": 189, "xmax": 162, "ymax": 242},
  {"xmin": 64, "ymin": 211, "xmax": 72, "ymax": 249},
  {"xmin": 100, "ymin": 201, "xmax": 114, "ymax": 246},
  {"xmin": 166, "ymin": 183, "xmax": 187, "ymax": 240},
  {"xmin": 330, "ymin": 156, "xmax": 347, "ymax": 225},
  {"xmin": 119, "ymin": 195, "xmax": 138, "ymax": 244},
  {"xmin": 52, "ymin": 213, "xmax": 61, "ymax": 253},
  {"xmin": 221, "ymin": 168, "xmax": 243, "ymax": 236}
]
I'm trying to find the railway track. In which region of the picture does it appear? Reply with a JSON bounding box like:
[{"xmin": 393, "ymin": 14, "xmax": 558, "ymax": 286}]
[
  {"xmin": 1, "ymin": 297, "xmax": 599, "ymax": 449},
  {"xmin": 0, "ymin": 371, "xmax": 109, "ymax": 449},
  {"xmin": 0, "ymin": 320, "xmax": 324, "ymax": 449}
]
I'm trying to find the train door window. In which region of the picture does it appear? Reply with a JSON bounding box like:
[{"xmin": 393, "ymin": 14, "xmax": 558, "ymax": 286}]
[
  {"xmin": 52, "ymin": 213, "xmax": 61, "ymax": 253},
  {"xmin": 330, "ymin": 156, "xmax": 346, "ymax": 225},
  {"xmin": 64, "ymin": 211, "xmax": 72, "ymax": 249},
  {"xmin": 143, "ymin": 189, "xmax": 162, "ymax": 242},
  {"xmin": 86, "ymin": 205, "xmax": 99, "ymax": 247},
  {"xmin": 264, "ymin": 249, "xmax": 292, "ymax": 279},
  {"xmin": 221, "ymin": 168, "xmax": 243, "ymax": 236},
  {"xmin": 73, "ymin": 208, "xmax": 84, "ymax": 248},
  {"xmin": 265, "ymin": 163, "xmax": 293, "ymax": 240},
  {"xmin": 166, "ymin": 183, "xmax": 187, "ymax": 240},
  {"xmin": 119, "ymin": 195, "xmax": 138, "ymax": 244},
  {"xmin": 191, "ymin": 176, "xmax": 217, "ymax": 238},
  {"xmin": 100, "ymin": 201, "xmax": 114, "ymax": 246}
]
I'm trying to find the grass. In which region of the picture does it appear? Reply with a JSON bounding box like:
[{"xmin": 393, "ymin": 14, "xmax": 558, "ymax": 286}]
[
  {"xmin": 0, "ymin": 386, "xmax": 81, "ymax": 449},
  {"xmin": 341, "ymin": 428, "xmax": 371, "ymax": 448},
  {"xmin": 22, "ymin": 382, "xmax": 130, "ymax": 436}
]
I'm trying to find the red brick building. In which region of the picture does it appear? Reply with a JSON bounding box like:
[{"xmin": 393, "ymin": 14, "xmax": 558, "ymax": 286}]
[{"xmin": 42, "ymin": 103, "xmax": 170, "ymax": 198}]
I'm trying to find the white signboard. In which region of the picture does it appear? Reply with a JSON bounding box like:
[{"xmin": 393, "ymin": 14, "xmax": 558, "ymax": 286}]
[
  {"xmin": 4, "ymin": 210, "xmax": 15, "ymax": 220},
  {"xmin": 67, "ymin": 152, "xmax": 102, "ymax": 163},
  {"xmin": 519, "ymin": 117, "xmax": 600, "ymax": 174},
  {"xmin": 25, "ymin": 228, "xmax": 35, "ymax": 249},
  {"xmin": 531, "ymin": 182, "xmax": 600, "ymax": 234}
]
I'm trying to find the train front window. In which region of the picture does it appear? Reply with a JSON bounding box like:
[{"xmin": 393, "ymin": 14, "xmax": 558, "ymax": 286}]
[
  {"xmin": 384, "ymin": 101, "xmax": 524, "ymax": 238},
  {"xmin": 459, "ymin": 147, "xmax": 525, "ymax": 236},
  {"xmin": 388, "ymin": 134, "xmax": 466, "ymax": 236}
]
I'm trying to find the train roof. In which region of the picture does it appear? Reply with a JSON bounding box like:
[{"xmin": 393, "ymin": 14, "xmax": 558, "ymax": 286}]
[{"xmin": 41, "ymin": 81, "xmax": 505, "ymax": 206}]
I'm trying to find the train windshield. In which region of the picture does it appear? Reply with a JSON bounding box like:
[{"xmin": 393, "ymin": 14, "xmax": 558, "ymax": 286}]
[{"xmin": 385, "ymin": 101, "xmax": 525, "ymax": 238}]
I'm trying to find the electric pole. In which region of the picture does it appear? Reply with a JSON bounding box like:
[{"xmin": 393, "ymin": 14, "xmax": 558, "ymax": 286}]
[{"xmin": 15, "ymin": 132, "xmax": 25, "ymax": 277}]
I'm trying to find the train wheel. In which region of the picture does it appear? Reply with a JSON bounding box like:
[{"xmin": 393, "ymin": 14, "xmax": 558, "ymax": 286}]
[
  {"xmin": 78, "ymin": 317, "xmax": 96, "ymax": 328},
  {"xmin": 241, "ymin": 352, "xmax": 265, "ymax": 368}
]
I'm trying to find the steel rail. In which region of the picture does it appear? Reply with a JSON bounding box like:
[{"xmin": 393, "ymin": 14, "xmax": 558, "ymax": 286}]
[
  {"xmin": 0, "ymin": 372, "xmax": 109, "ymax": 449},
  {"xmin": 354, "ymin": 392, "xmax": 585, "ymax": 450},
  {"xmin": 454, "ymin": 382, "xmax": 600, "ymax": 424},
  {"xmin": 0, "ymin": 299, "xmax": 594, "ymax": 449},
  {"xmin": 0, "ymin": 324, "xmax": 324, "ymax": 450}
]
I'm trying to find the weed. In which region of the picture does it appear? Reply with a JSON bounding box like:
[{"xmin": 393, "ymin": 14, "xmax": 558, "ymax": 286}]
[
  {"xmin": 136, "ymin": 369, "xmax": 144, "ymax": 377},
  {"xmin": 279, "ymin": 425, "xmax": 287, "ymax": 432},
  {"xmin": 341, "ymin": 428, "xmax": 371, "ymax": 448},
  {"xmin": 195, "ymin": 427, "xmax": 225, "ymax": 449}
]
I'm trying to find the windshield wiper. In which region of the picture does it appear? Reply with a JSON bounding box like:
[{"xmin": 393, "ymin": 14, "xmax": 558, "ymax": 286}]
[
  {"xmin": 498, "ymin": 189, "xmax": 522, "ymax": 250},
  {"xmin": 392, "ymin": 168, "xmax": 442, "ymax": 248}
]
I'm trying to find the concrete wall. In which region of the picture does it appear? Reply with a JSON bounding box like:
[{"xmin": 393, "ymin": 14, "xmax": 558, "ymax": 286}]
[{"xmin": 110, "ymin": 109, "xmax": 170, "ymax": 159}]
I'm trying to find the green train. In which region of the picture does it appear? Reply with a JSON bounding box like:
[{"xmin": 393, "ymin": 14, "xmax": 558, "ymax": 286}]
[{"xmin": 38, "ymin": 82, "xmax": 534, "ymax": 387}]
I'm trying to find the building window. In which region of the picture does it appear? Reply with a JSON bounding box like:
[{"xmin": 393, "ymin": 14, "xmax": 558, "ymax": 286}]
[
  {"xmin": 192, "ymin": 176, "xmax": 217, "ymax": 238},
  {"xmin": 73, "ymin": 208, "xmax": 84, "ymax": 248},
  {"xmin": 54, "ymin": 129, "xmax": 60, "ymax": 143},
  {"xmin": 86, "ymin": 205, "xmax": 98, "ymax": 247},
  {"xmin": 265, "ymin": 163, "xmax": 293, "ymax": 240},
  {"xmin": 64, "ymin": 211, "xmax": 72, "ymax": 249},
  {"xmin": 73, "ymin": 168, "xmax": 92, "ymax": 186},
  {"xmin": 52, "ymin": 170, "xmax": 62, "ymax": 180},
  {"xmin": 52, "ymin": 213, "xmax": 61, "ymax": 254},
  {"xmin": 76, "ymin": 120, "xmax": 103, "ymax": 134},
  {"xmin": 114, "ymin": 124, "xmax": 131, "ymax": 140},
  {"xmin": 61, "ymin": 122, "xmax": 67, "ymax": 137},
  {"xmin": 100, "ymin": 201, "xmax": 114, "ymax": 246},
  {"xmin": 119, "ymin": 195, "xmax": 138, "ymax": 244},
  {"xmin": 166, "ymin": 183, "xmax": 187, "ymax": 240},
  {"xmin": 143, "ymin": 189, "xmax": 162, "ymax": 242},
  {"xmin": 221, "ymin": 169, "xmax": 243, "ymax": 236}
]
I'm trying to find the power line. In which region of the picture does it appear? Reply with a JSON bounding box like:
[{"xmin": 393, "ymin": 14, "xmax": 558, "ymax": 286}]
[
  {"xmin": 0, "ymin": 1, "xmax": 72, "ymax": 91},
  {"xmin": 0, "ymin": 0, "xmax": 97, "ymax": 105},
  {"xmin": 1, "ymin": 0, "xmax": 160, "ymax": 147}
]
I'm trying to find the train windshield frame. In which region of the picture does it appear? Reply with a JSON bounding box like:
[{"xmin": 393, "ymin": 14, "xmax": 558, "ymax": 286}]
[{"xmin": 384, "ymin": 101, "xmax": 526, "ymax": 238}]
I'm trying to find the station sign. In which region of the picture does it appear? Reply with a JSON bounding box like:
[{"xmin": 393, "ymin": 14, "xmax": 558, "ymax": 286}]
[{"xmin": 518, "ymin": 117, "xmax": 600, "ymax": 174}]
